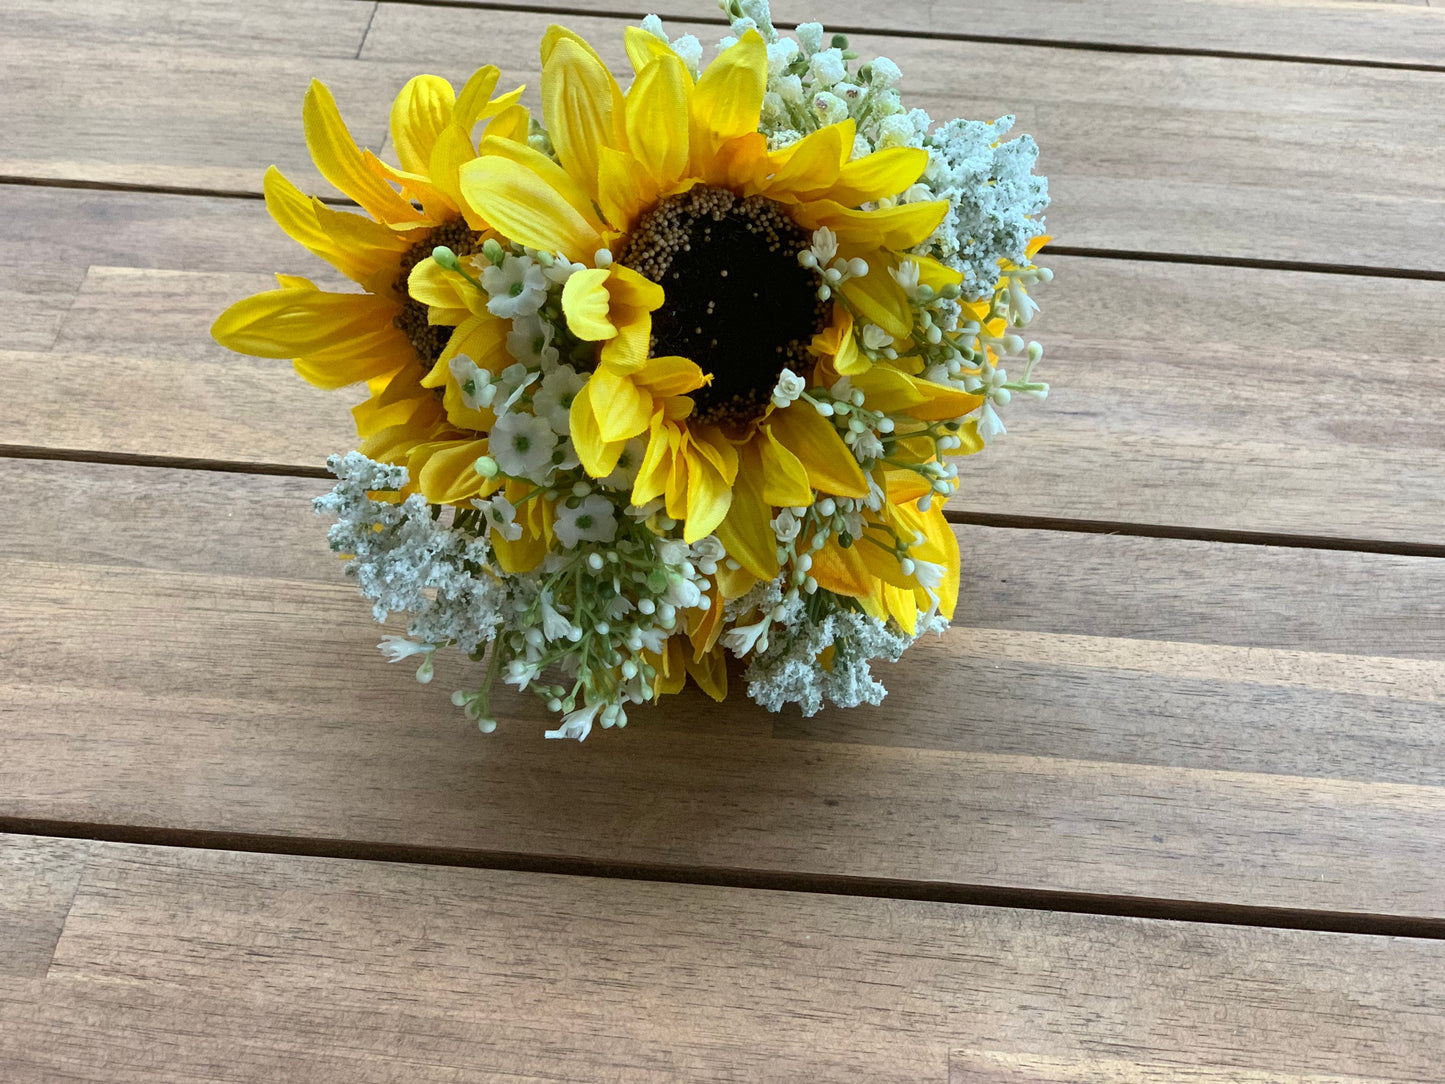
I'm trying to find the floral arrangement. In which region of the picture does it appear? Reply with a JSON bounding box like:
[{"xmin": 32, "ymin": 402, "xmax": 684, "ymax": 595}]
[{"xmin": 213, "ymin": 0, "xmax": 1050, "ymax": 740}]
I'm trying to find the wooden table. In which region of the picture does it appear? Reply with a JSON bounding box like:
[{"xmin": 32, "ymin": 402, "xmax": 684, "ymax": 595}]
[{"xmin": 2, "ymin": 0, "xmax": 1443, "ymax": 1078}]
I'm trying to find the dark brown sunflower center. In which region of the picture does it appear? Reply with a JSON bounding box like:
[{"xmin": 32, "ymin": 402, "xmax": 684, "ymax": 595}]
[
  {"xmin": 618, "ymin": 186, "xmax": 830, "ymax": 427},
  {"xmin": 394, "ymin": 219, "xmax": 484, "ymax": 368}
]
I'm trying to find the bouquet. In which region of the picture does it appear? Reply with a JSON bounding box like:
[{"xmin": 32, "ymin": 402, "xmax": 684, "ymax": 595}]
[{"xmin": 213, "ymin": 0, "xmax": 1051, "ymax": 740}]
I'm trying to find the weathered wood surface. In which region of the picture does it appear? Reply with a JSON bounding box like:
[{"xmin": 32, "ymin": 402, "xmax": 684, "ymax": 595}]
[
  {"xmin": 4, "ymin": 4, "xmax": 1443, "ymax": 268},
  {"xmin": 475, "ymin": 0, "xmax": 1445, "ymax": 67},
  {"xmin": 1, "ymin": 836, "xmax": 1441, "ymax": 1082},
  {"xmin": 4, "ymin": 458, "xmax": 1443, "ymax": 917},
  {"xmin": 5, "ymin": 185, "xmax": 1442, "ymax": 541}
]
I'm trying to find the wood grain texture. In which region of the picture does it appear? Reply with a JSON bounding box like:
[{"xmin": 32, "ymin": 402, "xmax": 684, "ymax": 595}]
[
  {"xmin": 0, "ymin": 837, "xmax": 1441, "ymax": 1081},
  {"xmin": 476, "ymin": 0, "xmax": 1445, "ymax": 67},
  {"xmin": 4, "ymin": 6, "xmax": 1443, "ymax": 268},
  {"xmin": 0, "ymin": 836, "xmax": 90, "ymax": 980},
  {"xmin": 3, "ymin": 459, "xmax": 1443, "ymax": 916},
  {"xmin": 6, "ymin": 184, "xmax": 1441, "ymax": 542},
  {"xmin": 0, "ymin": 0, "xmax": 375, "ymax": 57}
]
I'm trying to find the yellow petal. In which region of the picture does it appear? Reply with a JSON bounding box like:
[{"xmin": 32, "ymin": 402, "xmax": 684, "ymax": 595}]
[
  {"xmin": 897, "ymin": 375, "xmax": 983, "ymax": 421},
  {"xmin": 596, "ymin": 144, "xmax": 658, "ymax": 234},
  {"xmin": 452, "ymin": 66, "xmax": 501, "ymax": 131},
  {"xmin": 390, "ymin": 75, "xmax": 456, "ymax": 176},
  {"xmin": 542, "ymin": 36, "xmax": 626, "ymax": 200},
  {"xmin": 437, "ymin": 310, "xmax": 509, "ymax": 367},
  {"xmin": 632, "ymin": 354, "xmax": 707, "ymax": 397},
  {"xmin": 262, "ymin": 167, "xmax": 404, "ymax": 284},
  {"xmin": 689, "ymin": 30, "xmax": 766, "ymax": 170},
  {"xmin": 416, "ymin": 439, "xmax": 491, "ymax": 505},
  {"xmin": 810, "ymin": 538, "xmax": 872, "ymax": 599},
  {"xmin": 427, "ymin": 125, "xmax": 480, "ymax": 223},
  {"xmin": 626, "ymin": 54, "xmax": 691, "ymax": 190},
  {"xmin": 303, "ymin": 80, "xmax": 422, "ymax": 224},
  {"xmin": 795, "ymin": 198, "xmax": 949, "ymax": 252},
  {"xmin": 458, "ymin": 155, "xmax": 602, "ymax": 259},
  {"xmin": 839, "ymin": 264, "xmax": 912, "ymax": 339},
  {"xmin": 213, "ymin": 286, "xmax": 395, "ymax": 358},
  {"xmin": 631, "ymin": 414, "xmax": 676, "ymax": 506},
  {"xmin": 828, "ymin": 146, "xmax": 930, "ymax": 205},
  {"xmin": 684, "ymin": 646, "xmax": 728, "ymax": 701},
  {"xmin": 568, "ymin": 379, "xmax": 628, "ymax": 477},
  {"xmin": 756, "ymin": 427, "xmax": 813, "ymax": 507},
  {"xmin": 714, "ymin": 441, "xmax": 780, "ymax": 582},
  {"xmin": 756, "ymin": 120, "xmax": 852, "ymax": 199},
  {"xmin": 561, "ymin": 267, "xmax": 617, "ymax": 340},
  {"xmin": 481, "ymin": 102, "xmax": 530, "ymax": 144},
  {"xmin": 765, "ymin": 404, "xmax": 869, "ymax": 497},
  {"xmin": 589, "ymin": 368, "xmax": 654, "ymax": 443},
  {"xmin": 475, "ymin": 134, "xmax": 599, "ymax": 229},
  {"xmin": 407, "ymin": 256, "xmax": 473, "ymax": 318},
  {"xmin": 683, "ymin": 440, "xmax": 733, "ymax": 542},
  {"xmin": 624, "ymin": 26, "xmax": 676, "ymax": 73}
]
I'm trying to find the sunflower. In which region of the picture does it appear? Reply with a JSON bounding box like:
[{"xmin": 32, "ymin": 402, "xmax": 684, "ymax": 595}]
[
  {"xmin": 451, "ymin": 27, "xmax": 978, "ymax": 596},
  {"xmin": 210, "ymin": 67, "xmax": 526, "ymax": 498}
]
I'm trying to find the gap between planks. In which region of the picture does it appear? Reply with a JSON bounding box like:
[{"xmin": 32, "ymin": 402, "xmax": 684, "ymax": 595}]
[
  {"xmin": 4, "ymin": 443, "xmax": 1444, "ymax": 559},
  {"xmin": 341, "ymin": 0, "xmax": 1445, "ymax": 73},
  {"xmin": 5, "ymin": 176, "xmax": 1442, "ymax": 283},
  {"xmin": 5, "ymin": 817, "xmax": 1444, "ymax": 941}
]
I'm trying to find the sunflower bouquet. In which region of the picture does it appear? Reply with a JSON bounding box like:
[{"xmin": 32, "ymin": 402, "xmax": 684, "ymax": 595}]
[{"xmin": 213, "ymin": 0, "xmax": 1050, "ymax": 740}]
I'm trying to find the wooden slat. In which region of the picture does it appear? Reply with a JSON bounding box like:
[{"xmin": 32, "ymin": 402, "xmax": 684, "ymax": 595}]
[
  {"xmin": 0, "ymin": 0, "xmax": 375, "ymax": 57},
  {"xmin": 4, "ymin": 7, "xmax": 1443, "ymax": 269},
  {"xmin": 0, "ymin": 837, "xmax": 1440, "ymax": 1080},
  {"xmin": 0, "ymin": 836, "xmax": 90, "ymax": 980},
  {"xmin": 6, "ymin": 186, "xmax": 1441, "ymax": 543},
  {"xmin": 486, "ymin": 0, "xmax": 1445, "ymax": 68},
  {"xmin": 3, "ymin": 458, "xmax": 1443, "ymax": 916}
]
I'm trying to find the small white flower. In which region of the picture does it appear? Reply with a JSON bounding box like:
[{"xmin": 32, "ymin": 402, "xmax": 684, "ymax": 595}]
[
  {"xmin": 448, "ymin": 355, "xmax": 496, "ymax": 411},
  {"xmin": 691, "ymin": 536, "xmax": 726, "ymax": 576},
  {"xmin": 912, "ymin": 558, "xmax": 946, "ymax": 592},
  {"xmin": 482, "ymin": 255, "xmax": 548, "ymax": 319},
  {"xmin": 555, "ymin": 494, "xmax": 618, "ymax": 549},
  {"xmin": 876, "ymin": 113, "xmax": 916, "ymax": 150},
  {"xmin": 777, "ymin": 74, "xmax": 804, "ymax": 104},
  {"xmin": 541, "ymin": 252, "xmax": 587, "ymax": 287},
  {"xmin": 605, "ymin": 595, "xmax": 635, "ymax": 622},
  {"xmin": 538, "ymin": 590, "xmax": 577, "ymax": 643},
  {"xmin": 860, "ymin": 324, "xmax": 893, "ymax": 352},
  {"xmin": 378, "ymin": 636, "xmax": 432, "ymax": 662},
  {"xmin": 770, "ymin": 367, "xmax": 807, "ymax": 408},
  {"xmin": 545, "ymin": 701, "xmax": 602, "ymax": 741},
  {"xmin": 668, "ymin": 34, "xmax": 702, "ymax": 75},
  {"xmin": 770, "ymin": 507, "xmax": 801, "ymax": 543},
  {"xmin": 506, "ymin": 312, "xmax": 560, "ymax": 369},
  {"xmin": 473, "ymin": 493, "xmax": 524, "ymax": 541},
  {"xmin": 795, "ymin": 22, "xmax": 824, "ymax": 55},
  {"xmin": 489, "ymin": 412, "xmax": 558, "ymax": 481},
  {"xmin": 664, "ymin": 574, "xmax": 702, "ymax": 610},
  {"xmin": 851, "ymin": 429, "xmax": 884, "ymax": 461},
  {"xmin": 808, "ymin": 47, "xmax": 847, "ymax": 86},
  {"xmin": 724, "ymin": 618, "xmax": 770, "ymax": 657},
  {"xmin": 868, "ymin": 57, "xmax": 902, "ymax": 88},
  {"xmin": 976, "ymin": 401, "xmax": 1006, "ymax": 443},
  {"xmin": 808, "ymin": 227, "xmax": 838, "ymax": 268},
  {"xmin": 766, "ymin": 38, "xmax": 799, "ymax": 77},
  {"xmin": 602, "ymin": 437, "xmax": 647, "ymax": 490},
  {"xmin": 811, "ymin": 92, "xmax": 848, "ymax": 125},
  {"xmin": 532, "ymin": 366, "xmax": 585, "ymax": 434},
  {"xmin": 505, "ymin": 657, "xmax": 542, "ymax": 691},
  {"xmin": 889, "ymin": 260, "xmax": 922, "ymax": 295}
]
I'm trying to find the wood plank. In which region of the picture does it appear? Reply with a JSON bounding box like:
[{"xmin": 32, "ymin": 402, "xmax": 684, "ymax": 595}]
[
  {"xmin": 4, "ymin": 9, "xmax": 1443, "ymax": 269},
  {"xmin": 484, "ymin": 0, "xmax": 1445, "ymax": 68},
  {"xmin": 6, "ymin": 186, "xmax": 1441, "ymax": 542},
  {"xmin": 0, "ymin": 0, "xmax": 375, "ymax": 57},
  {"xmin": 0, "ymin": 836, "xmax": 90, "ymax": 980},
  {"xmin": 3, "ymin": 459, "xmax": 1443, "ymax": 916},
  {"xmin": 1, "ymin": 837, "xmax": 1440, "ymax": 1081}
]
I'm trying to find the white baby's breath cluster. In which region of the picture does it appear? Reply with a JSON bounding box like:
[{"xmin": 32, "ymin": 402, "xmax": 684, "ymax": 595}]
[{"xmin": 316, "ymin": 1, "xmax": 1051, "ymax": 738}]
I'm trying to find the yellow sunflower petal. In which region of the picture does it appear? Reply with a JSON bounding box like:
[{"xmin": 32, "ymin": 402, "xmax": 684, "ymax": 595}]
[
  {"xmin": 626, "ymin": 53, "xmax": 691, "ymax": 190},
  {"xmin": 689, "ymin": 30, "xmax": 766, "ymax": 169},
  {"xmin": 542, "ymin": 36, "xmax": 627, "ymax": 200},
  {"xmin": 262, "ymin": 167, "xmax": 402, "ymax": 284},
  {"xmin": 632, "ymin": 354, "xmax": 707, "ymax": 397},
  {"xmin": 828, "ymin": 146, "xmax": 930, "ymax": 205},
  {"xmin": 713, "ymin": 445, "xmax": 779, "ymax": 581},
  {"xmin": 682, "ymin": 440, "xmax": 734, "ymax": 542},
  {"xmin": 624, "ymin": 25, "xmax": 676, "ymax": 73},
  {"xmin": 452, "ymin": 66, "xmax": 501, "ymax": 131},
  {"xmin": 407, "ymin": 256, "xmax": 473, "ymax": 320},
  {"xmin": 756, "ymin": 426, "xmax": 814, "ymax": 508},
  {"xmin": 590, "ymin": 368, "xmax": 654, "ymax": 443},
  {"xmin": 213, "ymin": 285, "xmax": 397, "ymax": 360},
  {"xmin": 795, "ymin": 198, "xmax": 949, "ymax": 252},
  {"xmin": 765, "ymin": 404, "xmax": 869, "ymax": 497},
  {"xmin": 810, "ymin": 538, "xmax": 872, "ymax": 598},
  {"xmin": 897, "ymin": 375, "xmax": 983, "ymax": 421},
  {"xmin": 303, "ymin": 80, "xmax": 421, "ymax": 224},
  {"xmin": 475, "ymin": 134, "xmax": 599, "ymax": 228},
  {"xmin": 390, "ymin": 75, "xmax": 456, "ymax": 177},
  {"xmin": 839, "ymin": 265, "xmax": 912, "ymax": 339},
  {"xmin": 426, "ymin": 125, "xmax": 480, "ymax": 223},
  {"xmin": 481, "ymin": 102, "xmax": 531, "ymax": 144},
  {"xmin": 756, "ymin": 120, "xmax": 852, "ymax": 199},
  {"xmin": 438, "ymin": 310, "xmax": 509, "ymax": 367},
  {"xmin": 561, "ymin": 267, "xmax": 617, "ymax": 340},
  {"xmin": 596, "ymin": 144, "xmax": 659, "ymax": 234},
  {"xmin": 568, "ymin": 379, "xmax": 629, "ymax": 477},
  {"xmin": 458, "ymin": 154, "xmax": 602, "ymax": 259},
  {"xmin": 684, "ymin": 646, "xmax": 728, "ymax": 702},
  {"xmin": 416, "ymin": 438, "xmax": 492, "ymax": 504}
]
